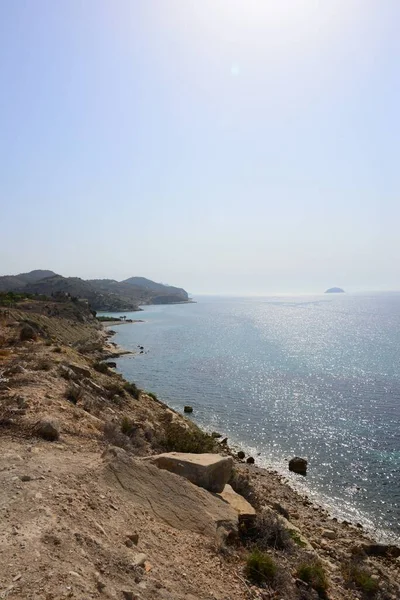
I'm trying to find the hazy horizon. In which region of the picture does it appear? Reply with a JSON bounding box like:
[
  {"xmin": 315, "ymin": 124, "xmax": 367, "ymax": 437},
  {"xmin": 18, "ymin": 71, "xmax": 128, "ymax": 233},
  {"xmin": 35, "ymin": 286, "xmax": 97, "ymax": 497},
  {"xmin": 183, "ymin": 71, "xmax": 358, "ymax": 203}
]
[{"xmin": 1, "ymin": 1, "xmax": 399, "ymax": 294}]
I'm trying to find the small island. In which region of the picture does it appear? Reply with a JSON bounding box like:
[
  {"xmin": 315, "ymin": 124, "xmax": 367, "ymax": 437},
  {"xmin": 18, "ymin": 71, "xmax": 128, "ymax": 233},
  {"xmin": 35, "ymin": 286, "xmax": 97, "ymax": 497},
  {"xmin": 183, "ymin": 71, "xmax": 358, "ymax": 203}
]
[{"xmin": 325, "ymin": 287, "xmax": 345, "ymax": 294}]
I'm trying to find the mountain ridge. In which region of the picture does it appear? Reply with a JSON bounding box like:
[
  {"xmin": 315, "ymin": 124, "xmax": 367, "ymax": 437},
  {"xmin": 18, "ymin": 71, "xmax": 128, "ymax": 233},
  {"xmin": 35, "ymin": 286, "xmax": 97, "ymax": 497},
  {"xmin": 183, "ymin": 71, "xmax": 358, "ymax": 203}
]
[{"xmin": 0, "ymin": 270, "xmax": 189, "ymax": 311}]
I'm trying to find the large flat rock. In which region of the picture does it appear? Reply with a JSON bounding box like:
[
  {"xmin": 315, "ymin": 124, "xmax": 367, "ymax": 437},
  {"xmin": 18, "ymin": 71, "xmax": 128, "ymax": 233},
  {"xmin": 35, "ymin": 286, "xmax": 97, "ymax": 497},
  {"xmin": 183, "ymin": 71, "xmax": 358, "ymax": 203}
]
[
  {"xmin": 103, "ymin": 448, "xmax": 237, "ymax": 536},
  {"xmin": 144, "ymin": 452, "xmax": 233, "ymax": 493},
  {"xmin": 218, "ymin": 484, "xmax": 256, "ymax": 519}
]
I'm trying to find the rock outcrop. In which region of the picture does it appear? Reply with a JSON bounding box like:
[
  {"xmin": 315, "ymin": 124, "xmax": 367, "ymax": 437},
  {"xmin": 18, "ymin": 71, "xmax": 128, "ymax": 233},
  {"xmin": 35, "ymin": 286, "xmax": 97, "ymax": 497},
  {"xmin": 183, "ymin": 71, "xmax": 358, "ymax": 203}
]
[
  {"xmin": 217, "ymin": 484, "xmax": 256, "ymax": 520},
  {"xmin": 104, "ymin": 448, "xmax": 237, "ymax": 536},
  {"xmin": 144, "ymin": 452, "xmax": 233, "ymax": 493}
]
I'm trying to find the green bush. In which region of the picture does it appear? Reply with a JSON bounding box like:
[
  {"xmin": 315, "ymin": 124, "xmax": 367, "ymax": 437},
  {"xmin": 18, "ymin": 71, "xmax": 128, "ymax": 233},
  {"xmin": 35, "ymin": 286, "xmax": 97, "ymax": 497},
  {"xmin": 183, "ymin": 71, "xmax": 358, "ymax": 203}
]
[
  {"xmin": 93, "ymin": 361, "xmax": 110, "ymax": 374},
  {"xmin": 163, "ymin": 422, "xmax": 216, "ymax": 453},
  {"xmin": 96, "ymin": 316, "xmax": 121, "ymax": 322},
  {"xmin": 105, "ymin": 381, "xmax": 125, "ymax": 400},
  {"xmin": 147, "ymin": 391, "xmax": 158, "ymax": 401},
  {"xmin": 245, "ymin": 549, "xmax": 277, "ymax": 585},
  {"xmin": 343, "ymin": 562, "xmax": 379, "ymax": 597},
  {"xmin": 124, "ymin": 381, "xmax": 140, "ymax": 400},
  {"xmin": 297, "ymin": 561, "xmax": 328, "ymax": 598},
  {"xmin": 288, "ymin": 529, "xmax": 307, "ymax": 548},
  {"xmin": 121, "ymin": 416, "xmax": 134, "ymax": 435}
]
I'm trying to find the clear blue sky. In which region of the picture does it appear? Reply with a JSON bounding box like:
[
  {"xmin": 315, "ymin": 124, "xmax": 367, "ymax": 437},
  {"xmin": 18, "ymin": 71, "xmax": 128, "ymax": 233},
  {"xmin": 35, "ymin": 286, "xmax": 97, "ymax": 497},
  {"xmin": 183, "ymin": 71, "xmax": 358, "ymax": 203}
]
[{"xmin": 1, "ymin": 0, "xmax": 399, "ymax": 294}]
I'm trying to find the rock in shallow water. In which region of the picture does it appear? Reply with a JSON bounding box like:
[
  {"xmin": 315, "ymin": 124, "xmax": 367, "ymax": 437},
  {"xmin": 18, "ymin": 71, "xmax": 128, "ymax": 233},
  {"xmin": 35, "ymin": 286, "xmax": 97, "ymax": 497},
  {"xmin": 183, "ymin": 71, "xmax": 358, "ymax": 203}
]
[{"xmin": 289, "ymin": 456, "xmax": 308, "ymax": 475}]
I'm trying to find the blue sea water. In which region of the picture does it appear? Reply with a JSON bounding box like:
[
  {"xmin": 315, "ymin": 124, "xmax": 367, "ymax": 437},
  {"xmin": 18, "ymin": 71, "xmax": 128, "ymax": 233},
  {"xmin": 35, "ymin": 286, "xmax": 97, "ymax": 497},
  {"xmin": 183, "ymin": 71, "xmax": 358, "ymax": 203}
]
[{"xmin": 100, "ymin": 293, "xmax": 400, "ymax": 542}]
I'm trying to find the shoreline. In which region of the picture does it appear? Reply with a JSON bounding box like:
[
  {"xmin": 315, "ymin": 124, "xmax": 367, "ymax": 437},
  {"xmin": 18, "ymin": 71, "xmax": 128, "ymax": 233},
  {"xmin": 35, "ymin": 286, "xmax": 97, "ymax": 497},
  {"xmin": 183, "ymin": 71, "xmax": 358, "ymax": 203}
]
[
  {"xmin": 1, "ymin": 300, "xmax": 399, "ymax": 598},
  {"xmin": 105, "ymin": 326, "xmax": 399, "ymax": 549}
]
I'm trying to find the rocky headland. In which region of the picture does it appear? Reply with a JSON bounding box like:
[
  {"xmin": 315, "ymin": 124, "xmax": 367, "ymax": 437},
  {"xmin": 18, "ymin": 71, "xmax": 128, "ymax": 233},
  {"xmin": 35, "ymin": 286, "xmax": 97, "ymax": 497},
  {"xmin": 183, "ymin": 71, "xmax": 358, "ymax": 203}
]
[{"xmin": 0, "ymin": 297, "xmax": 399, "ymax": 600}]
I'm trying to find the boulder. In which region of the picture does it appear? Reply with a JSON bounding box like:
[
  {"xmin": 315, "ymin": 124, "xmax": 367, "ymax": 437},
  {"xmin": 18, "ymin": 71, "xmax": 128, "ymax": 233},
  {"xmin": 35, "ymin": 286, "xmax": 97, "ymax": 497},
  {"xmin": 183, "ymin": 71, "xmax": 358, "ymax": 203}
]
[
  {"xmin": 217, "ymin": 484, "xmax": 256, "ymax": 520},
  {"xmin": 35, "ymin": 419, "xmax": 60, "ymax": 441},
  {"xmin": 322, "ymin": 529, "xmax": 337, "ymax": 540},
  {"xmin": 105, "ymin": 361, "xmax": 117, "ymax": 368},
  {"xmin": 246, "ymin": 456, "xmax": 255, "ymax": 464},
  {"xmin": 237, "ymin": 451, "xmax": 245, "ymax": 460},
  {"xmin": 362, "ymin": 544, "xmax": 400, "ymax": 558},
  {"xmin": 289, "ymin": 456, "xmax": 308, "ymax": 475},
  {"xmin": 144, "ymin": 452, "xmax": 233, "ymax": 493},
  {"xmin": 184, "ymin": 406, "xmax": 193, "ymax": 413},
  {"xmin": 103, "ymin": 449, "xmax": 237, "ymax": 536}
]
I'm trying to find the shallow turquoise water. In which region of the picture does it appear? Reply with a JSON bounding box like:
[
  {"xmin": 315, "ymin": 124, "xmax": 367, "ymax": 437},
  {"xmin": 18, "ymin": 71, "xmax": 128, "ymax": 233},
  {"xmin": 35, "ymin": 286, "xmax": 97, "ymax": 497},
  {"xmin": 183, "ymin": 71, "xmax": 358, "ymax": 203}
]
[{"xmin": 100, "ymin": 293, "xmax": 400, "ymax": 542}]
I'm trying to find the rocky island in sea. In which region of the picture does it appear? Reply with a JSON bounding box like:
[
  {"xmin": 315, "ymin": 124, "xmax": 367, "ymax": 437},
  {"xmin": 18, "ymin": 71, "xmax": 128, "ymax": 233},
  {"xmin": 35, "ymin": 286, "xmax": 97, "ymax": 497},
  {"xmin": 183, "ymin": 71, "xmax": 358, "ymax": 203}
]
[{"xmin": 325, "ymin": 287, "xmax": 345, "ymax": 293}]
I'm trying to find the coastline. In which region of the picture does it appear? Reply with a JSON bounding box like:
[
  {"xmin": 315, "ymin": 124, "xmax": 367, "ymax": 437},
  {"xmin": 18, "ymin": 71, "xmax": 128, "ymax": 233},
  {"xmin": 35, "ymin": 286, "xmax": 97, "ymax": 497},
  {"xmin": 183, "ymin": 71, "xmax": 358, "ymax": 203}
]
[{"xmin": 105, "ymin": 327, "xmax": 399, "ymax": 549}]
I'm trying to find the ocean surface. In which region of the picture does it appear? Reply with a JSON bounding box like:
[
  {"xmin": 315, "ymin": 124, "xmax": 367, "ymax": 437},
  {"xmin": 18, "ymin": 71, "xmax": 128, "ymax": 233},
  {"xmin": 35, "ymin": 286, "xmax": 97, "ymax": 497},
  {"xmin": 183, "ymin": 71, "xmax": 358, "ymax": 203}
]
[{"xmin": 100, "ymin": 293, "xmax": 400, "ymax": 542}]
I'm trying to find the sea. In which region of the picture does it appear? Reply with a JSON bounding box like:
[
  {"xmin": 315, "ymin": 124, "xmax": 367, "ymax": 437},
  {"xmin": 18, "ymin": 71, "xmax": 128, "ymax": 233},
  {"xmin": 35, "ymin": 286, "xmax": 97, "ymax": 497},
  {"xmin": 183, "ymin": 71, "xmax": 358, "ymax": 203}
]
[{"xmin": 99, "ymin": 292, "xmax": 400, "ymax": 543}]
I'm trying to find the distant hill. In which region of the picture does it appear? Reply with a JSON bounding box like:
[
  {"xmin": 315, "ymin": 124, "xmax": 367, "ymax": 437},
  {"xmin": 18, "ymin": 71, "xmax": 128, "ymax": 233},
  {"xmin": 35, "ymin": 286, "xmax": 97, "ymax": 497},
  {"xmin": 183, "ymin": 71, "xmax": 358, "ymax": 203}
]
[
  {"xmin": 0, "ymin": 270, "xmax": 189, "ymax": 311},
  {"xmin": 122, "ymin": 276, "xmax": 189, "ymax": 303},
  {"xmin": 18, "ymin": 270, "xmax": 57, "ymax": 283},
  {"xmin": 325, "ymin": 287, "xmax": 345, "ymax": 294}
]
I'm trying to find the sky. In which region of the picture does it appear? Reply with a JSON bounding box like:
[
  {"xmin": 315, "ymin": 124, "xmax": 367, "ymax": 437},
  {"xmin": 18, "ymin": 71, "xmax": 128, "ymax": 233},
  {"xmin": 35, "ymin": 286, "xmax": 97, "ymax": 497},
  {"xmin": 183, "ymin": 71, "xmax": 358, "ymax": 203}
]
[{"xmin": 1, "ymin": 0, "xmax": 399, "ymax": 294}]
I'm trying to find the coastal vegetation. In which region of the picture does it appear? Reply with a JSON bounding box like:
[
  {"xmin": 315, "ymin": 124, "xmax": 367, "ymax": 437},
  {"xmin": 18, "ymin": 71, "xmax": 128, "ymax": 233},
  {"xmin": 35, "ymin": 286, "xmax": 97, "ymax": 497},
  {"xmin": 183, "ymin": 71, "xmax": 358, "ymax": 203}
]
[
  {"xmin": 297, "ymin": 561, "xmax": 329, "ymax": 597},
  {"xmin": 245, "ymin": 549, "xmax": 277, "ymax": 585}
]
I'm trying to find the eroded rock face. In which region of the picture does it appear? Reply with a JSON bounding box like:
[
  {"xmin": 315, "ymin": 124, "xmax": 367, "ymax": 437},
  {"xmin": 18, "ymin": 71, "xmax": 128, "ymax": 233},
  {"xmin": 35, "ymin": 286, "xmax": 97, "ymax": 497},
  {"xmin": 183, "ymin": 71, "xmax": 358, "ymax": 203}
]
[
  {"xmin": 103, "ymin": 449, "xmax": 237, "ymax": 536},
  {"xmin": 65, "ymin": 362, "xmax": 91, "ymax": 379},
  {"xmin": 289, "ymin": 456, "xmax": 308, "ymax": 475},
  {"xmin": 144, "ymin": 452, "xmax": 233, "ymax": 493},
  {"xmin": 217, "ymin": 484, "xmax": 256, "ymax": 520}
]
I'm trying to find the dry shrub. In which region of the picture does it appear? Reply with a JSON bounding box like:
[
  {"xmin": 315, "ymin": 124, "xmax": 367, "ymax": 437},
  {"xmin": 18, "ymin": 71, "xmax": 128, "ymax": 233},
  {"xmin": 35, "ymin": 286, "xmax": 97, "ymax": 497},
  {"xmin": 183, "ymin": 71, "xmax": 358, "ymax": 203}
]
[
  {"xmin": 33, "ymin": 357, "xmax": 53, "ymax": 371},
  {"xmin": 105, "ymin": 381, "xmax": 125, "ymax": 401},
  {"xmin": 65, "ymin": 383, "xmax": 83, "ymax": 405},
  {"xmin": 342, "ymin": 560, "xmax": 380, "ymax": 597},
  {"xmin": 297, "ymin": 560, "xmax": 329, "ymax": 598},
  {"xmin": 103, "ymin": 420, "xmax": 146, "ymax": 454},
  {"xmin": 162, "ymin": 421, "xmax": 217, "ymax": 454},
  {"xmin": 93, "ymin": 361, "xmax": 110, "ymax": 374},
  {"xmin": 124, "ymin": 382, "xmax": 140, "ymax": 400},
  {"xmin": 241, "ymin": 509, "xmax": 293, "ymax": 551},
  {"xmin": 20, "ymin": 325, "xmax": 37, "ymax": 341}
]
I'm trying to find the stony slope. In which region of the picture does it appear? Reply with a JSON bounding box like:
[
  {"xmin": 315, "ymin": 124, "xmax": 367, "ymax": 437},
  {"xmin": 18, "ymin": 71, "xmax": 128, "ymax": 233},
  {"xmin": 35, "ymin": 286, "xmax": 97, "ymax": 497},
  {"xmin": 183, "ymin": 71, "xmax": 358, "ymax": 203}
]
[{"xmin": 0, "ymin": 301, "xmax": 399, "ymax": 600}]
